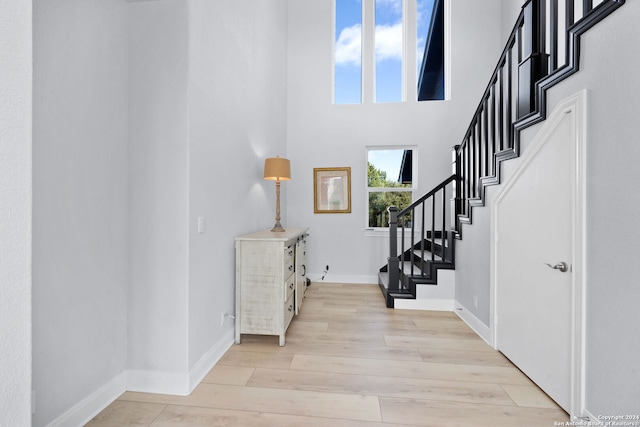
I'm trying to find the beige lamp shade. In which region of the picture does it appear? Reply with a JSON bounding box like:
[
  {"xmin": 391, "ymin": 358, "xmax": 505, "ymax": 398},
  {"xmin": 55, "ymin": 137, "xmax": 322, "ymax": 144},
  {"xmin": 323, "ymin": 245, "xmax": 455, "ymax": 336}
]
[{"xmin": 264, "ymin": 156, "xmax": 291, "ymax": 181}]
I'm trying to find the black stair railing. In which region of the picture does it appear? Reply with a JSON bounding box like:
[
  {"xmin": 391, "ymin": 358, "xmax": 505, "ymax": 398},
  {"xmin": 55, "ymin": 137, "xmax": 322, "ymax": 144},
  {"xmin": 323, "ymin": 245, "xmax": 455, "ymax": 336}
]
[
  {"xmin": 454, "ymin": 0, "xmax": 625, "ymax": 235},
  {"xmin": 383, "ymin": 0, "xmax": 625, "ymax": 306},
  {"xmin": 386, "ymin": 174, "xmax": 457, "ymax": 298}
]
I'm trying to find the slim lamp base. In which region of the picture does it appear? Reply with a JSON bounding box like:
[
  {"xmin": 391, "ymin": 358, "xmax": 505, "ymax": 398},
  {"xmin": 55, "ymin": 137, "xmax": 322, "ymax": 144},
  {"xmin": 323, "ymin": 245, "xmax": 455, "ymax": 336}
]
[{"xmin": 271, "ymin": 222, "xmax": 285, "ymax": 232}]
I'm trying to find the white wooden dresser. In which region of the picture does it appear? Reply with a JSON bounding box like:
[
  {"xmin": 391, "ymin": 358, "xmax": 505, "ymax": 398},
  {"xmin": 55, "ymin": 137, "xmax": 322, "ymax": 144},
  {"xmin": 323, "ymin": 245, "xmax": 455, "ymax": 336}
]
[{"xmin": 235, "ymin": 227, "xmax": 309, "ymax": 346}]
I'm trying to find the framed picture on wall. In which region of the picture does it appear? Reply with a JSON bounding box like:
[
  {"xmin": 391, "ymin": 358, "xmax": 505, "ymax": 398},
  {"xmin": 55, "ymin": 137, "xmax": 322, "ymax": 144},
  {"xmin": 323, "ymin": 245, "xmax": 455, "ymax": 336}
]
[{"xmin": 313, "ymin": 167, "xmax": 351, "ymax": 214}]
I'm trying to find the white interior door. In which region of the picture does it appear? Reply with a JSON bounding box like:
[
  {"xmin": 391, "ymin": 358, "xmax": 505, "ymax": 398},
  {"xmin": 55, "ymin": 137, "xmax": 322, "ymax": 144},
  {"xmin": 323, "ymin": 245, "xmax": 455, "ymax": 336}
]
[{"xmin": 493, "ymin": 94, "xmax": 584, "ymax": 413}]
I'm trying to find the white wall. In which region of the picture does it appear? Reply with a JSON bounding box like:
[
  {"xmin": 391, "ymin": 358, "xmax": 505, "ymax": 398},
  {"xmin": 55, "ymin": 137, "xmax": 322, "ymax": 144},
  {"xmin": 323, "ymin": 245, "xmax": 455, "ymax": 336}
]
[
  {"xmin": 128, "ymin": 0, "xmax": 289, "ymax": 392},
  {"xmin": 454, "ymin": 0, "xmax": 640, "ymax": 414},
  {"xmin": 31, "ymin": 0, "xmax": 290, "ymax": 423},
  {"xmin": 500, "ymin": 0, "xmax": 523, "ymax": 40},
  {"xmin": 0, "ymin": 1, "xmax": 32, "ymax": 426},
  {"xmin": 187, "ymin": 0, "xmax": 289, "ymax": 370},
  {"xmin": 32, "ymin": 0, "xmax": 129, "ymax": 425},
  {"xmin": 128, "ymin": 0, "xmax": 191, "ymax": 389},
  {"xmin": 286, "ymin": 0, "xmax": 504, "ymax": 282},
  {"xmin": 545, "ymin": 1, "xmax": 640, "ymax": 414}
]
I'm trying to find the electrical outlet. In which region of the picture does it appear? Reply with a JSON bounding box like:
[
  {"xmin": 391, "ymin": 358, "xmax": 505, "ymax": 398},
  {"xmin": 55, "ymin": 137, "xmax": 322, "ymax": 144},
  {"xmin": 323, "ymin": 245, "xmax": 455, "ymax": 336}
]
[{"xmin": 221, "ymin": 312, "xmax": 235, "ymax": 326}]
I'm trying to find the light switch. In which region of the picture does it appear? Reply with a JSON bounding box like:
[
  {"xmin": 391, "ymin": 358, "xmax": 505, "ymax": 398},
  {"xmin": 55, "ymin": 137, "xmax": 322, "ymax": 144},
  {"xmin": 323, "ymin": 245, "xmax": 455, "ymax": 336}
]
[{"xmin": 197, "ymin": 216, "xmax": 206, "ymax": 234}]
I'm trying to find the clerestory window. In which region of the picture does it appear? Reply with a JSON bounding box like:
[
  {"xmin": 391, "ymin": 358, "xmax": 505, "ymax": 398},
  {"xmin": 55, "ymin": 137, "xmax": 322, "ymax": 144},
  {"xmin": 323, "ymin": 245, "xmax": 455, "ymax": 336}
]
[{"xmin": 334, "ymin": 0, "xmax": 445, "ymax": 104}]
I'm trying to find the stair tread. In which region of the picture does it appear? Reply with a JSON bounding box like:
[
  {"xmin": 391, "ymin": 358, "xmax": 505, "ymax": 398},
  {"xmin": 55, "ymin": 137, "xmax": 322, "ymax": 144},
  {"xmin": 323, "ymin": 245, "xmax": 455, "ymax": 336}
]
[
  {"xmin": 404, "ymin": 237, "xmax": 450, "ymax": 248},
  {"xmin": 399, "ymin": 259, "xmax": 453, "ymax": 277},
  {"xmin": 401, "ymin": 252, "xmax": 443, "ymax": 263}
]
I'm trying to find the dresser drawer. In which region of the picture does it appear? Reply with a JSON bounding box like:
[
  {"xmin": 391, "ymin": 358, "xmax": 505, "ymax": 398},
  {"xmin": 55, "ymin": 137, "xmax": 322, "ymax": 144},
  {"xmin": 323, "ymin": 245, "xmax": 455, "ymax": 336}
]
[
  {"xmin": 284, "ymin": 258, "xmax": 294, "ymax": 280},
  {"xmin": 284, "ymin": 292, "xmax": 295, "ymax": 329},
  {"xmin": 285, "ymin": 272, "xmax": 295, "ymax": 301},
  {"xmin": 283, "ymin": 244, "xmax": 295, "ymax": 264}
]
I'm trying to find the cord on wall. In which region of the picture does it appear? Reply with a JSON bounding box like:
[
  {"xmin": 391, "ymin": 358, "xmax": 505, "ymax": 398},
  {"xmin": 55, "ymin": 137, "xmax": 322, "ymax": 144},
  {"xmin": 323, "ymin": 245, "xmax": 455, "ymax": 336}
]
[{"xmin": 321, "ymin": 265, "xmax": 329, "ymax": 281}]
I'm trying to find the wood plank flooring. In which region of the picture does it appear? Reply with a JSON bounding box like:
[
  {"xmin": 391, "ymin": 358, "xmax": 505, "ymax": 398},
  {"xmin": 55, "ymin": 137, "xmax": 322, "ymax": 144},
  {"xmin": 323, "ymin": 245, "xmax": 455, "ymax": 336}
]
[{"xmin": 86, "ymin": 283, "xmax": 568, "ymax": 426}]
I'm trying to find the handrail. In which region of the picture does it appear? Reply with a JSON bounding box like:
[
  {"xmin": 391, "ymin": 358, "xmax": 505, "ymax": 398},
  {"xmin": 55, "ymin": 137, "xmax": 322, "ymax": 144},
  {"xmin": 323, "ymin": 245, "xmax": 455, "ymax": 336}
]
[
  {"xmin": 398, "ymin": 174, "xmax": 457, "ymax": 217},
  {"xmin": 453, "ymin": 0, "xmax": 625, "ymax": 237},
  {"xmin": 382, "ymin": 0, "xmax": 625, "ymax": 307},
  {"xmin": 385, "ymin": 174, "xmax": 456, "ymax": 301}
]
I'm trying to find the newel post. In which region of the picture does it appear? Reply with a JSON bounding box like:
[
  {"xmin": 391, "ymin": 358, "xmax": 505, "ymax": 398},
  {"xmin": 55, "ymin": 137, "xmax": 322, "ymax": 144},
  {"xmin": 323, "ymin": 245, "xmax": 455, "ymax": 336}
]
[
  {"xmin": 387, "ymin": 206, "xmax": 399, "ymax": 297},
  {"xmin": 518, "ymin": 0, "xmax": 549, "ymax": 119}
]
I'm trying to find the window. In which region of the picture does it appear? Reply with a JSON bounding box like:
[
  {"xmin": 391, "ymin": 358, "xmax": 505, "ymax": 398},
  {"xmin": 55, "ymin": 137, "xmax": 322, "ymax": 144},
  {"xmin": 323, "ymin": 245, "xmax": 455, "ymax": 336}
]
[
  {"xmin": 367, "ymin": 147, "xmax": 417, "ymax": 229},
  {"xmin": 334, "ymin": 0, "xmax": 445, "ymax": 104},
  {"xmin": 417, "ymin": 0, "xmax": 444, "ymax": 100},
  {"xmin": 375, "ymin": 0, "xmax": 403, "ymax": 103},
  {"xmin": 334, "ymin": 0, "xmax": 362, "ymax": 104}
]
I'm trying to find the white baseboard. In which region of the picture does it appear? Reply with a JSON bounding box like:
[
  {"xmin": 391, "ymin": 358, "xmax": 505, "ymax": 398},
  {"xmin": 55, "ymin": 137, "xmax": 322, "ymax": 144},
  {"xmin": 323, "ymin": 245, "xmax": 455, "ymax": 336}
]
[
  {"xmin": 394, "ymin": 298, "xmax": 455, "ymax": 311},
  {"xmin": 188, "ymin": 329, "xmax": 235, "ymax": 392},
  {"xmin": 580, "ymin": 409, "xmax": 602, "ymax": 425},
  {"xmin": 311, "ymin": 274, "xmax": 378, "ymax": 285},
  {"xmin": 454, "ymin": 301, "xmax": 493, "ymax": 347},
  {"xmin": 126, "ymin": 369, "xmax": 190, "ymax": 396},
  {"xmin": 127, "ymin": 329, "xmax": 235, "ymax": 396},
  {"xmin": 45, "ymin": 372, "xmax": 126, "ymax": 427},
  {"xmin": 48, "ymin": 331, "xmax": 235, "ymax": 427}
]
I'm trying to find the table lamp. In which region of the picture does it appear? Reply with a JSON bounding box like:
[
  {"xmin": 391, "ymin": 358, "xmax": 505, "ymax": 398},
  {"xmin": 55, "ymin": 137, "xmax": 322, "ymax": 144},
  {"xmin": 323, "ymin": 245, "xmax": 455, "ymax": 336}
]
[{"xmin": 264, "ymin": 156, "xmax": 291, "ymax": 232}]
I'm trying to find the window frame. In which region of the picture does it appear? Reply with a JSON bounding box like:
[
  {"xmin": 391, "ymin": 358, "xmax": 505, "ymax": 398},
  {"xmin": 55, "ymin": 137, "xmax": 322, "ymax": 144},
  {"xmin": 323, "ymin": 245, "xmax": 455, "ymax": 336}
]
[
  {"xmin": 365, "ymin": 145, "xmax": 418, "ymax": 233},
  {"xmin": 332, "ymin": 0, "xmax": 363, "ymax": 104},
  {"xmin": 333, "ymin": 0, "xmax": 448, "ymax": 105}
]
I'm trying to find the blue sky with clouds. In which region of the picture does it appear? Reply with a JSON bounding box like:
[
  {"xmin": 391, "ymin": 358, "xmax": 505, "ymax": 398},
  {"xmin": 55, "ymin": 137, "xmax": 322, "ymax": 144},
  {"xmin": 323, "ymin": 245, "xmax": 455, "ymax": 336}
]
[{"xmin": 334, "ymin": 0, "xmax": 435, "ymax": 104}]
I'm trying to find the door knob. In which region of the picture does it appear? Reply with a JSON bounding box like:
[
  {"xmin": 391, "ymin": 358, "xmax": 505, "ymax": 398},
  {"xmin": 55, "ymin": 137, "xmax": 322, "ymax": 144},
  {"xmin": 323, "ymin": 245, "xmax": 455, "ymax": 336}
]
[{"xmin": 544, "ymin": 261, "xmax": 569, "ymax": 273}]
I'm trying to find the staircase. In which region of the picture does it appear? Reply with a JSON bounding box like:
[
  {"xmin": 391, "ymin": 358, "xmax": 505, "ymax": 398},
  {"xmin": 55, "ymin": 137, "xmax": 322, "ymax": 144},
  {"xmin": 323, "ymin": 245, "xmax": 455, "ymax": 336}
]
[
  {"xmin": 379, "ymin": 175, "xmax": 457, "ymax": 308},
  {"xmin": 380, "ymin": 0, "xmax": 625, "ymax": 308}
]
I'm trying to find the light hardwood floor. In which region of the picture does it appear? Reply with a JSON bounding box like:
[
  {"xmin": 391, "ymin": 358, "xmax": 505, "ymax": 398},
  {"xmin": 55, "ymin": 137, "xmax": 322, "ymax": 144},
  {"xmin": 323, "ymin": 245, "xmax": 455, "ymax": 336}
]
[{"xmin": 87, "ymin": 283, "xmax": 568, "ymax": 426}]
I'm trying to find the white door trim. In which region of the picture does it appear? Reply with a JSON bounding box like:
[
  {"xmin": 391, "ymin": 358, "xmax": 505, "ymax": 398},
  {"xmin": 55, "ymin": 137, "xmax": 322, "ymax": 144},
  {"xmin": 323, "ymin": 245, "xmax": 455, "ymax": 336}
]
[{"xmin": 490, "ymin": 90, "xmax": 587, "ymax": 418}]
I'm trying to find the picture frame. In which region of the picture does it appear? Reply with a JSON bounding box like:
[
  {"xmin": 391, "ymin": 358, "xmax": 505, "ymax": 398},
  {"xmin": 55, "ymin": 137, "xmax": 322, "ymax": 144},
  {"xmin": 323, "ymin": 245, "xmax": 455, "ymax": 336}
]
[{"xmin": 313, "ymin": 167, "xmax": 351, "ymax": 214}]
